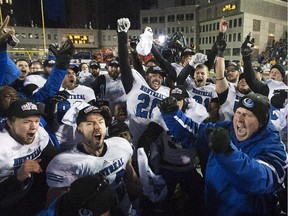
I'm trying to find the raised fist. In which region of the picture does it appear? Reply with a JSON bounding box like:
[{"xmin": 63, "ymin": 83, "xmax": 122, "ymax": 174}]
[
  {"xmin": 117, "ymin": 18, "xmax": 131, "ymax": 33},
  {"xmin": 158, "ymin": 96, "xmax": 179, "ymax": 114},
  {"xmin": 49, "ymin": 39, "xmax": 75, "ymax": 70},
  {"xmin": 189, "ymin": 53, "xmax": 208, "ymax": 68},
  {"xmin": 241, "ymin": 33, "xmax": 255, "ymax": 57},
  {"xmin": 208, "ymin": 127, "xmax": 231, "ymax": 154},
  {"xmin": 215, "ymin": 32, "xmax": 227, "ymax": 57}
]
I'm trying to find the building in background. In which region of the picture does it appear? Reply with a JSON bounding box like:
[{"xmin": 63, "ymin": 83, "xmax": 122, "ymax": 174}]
[
  {"xmin": 139, "ymin": 0, "xmax": 287, "ymax": 62},
  {"xmin": 2, "ymin": 0, "xmax": 287, "ymax": 63}
]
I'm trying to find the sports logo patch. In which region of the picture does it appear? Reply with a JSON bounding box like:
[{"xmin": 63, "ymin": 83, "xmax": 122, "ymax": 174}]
[
  {"xmin": 242, "ymin": 98, "xmax": 254, "ymax": 108},
  {"xmin": 21, "ymin": 102, "xmax": 38, "ymax": 111}
]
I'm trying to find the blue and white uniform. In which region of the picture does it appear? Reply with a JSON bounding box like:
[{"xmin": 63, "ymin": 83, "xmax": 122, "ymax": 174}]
[
  {"xmin": 126, "ymin": 69, "xmax": 170, "ymax": 147},
  {"xmin": 0, "ymin": 127, "xmax": 49, "ymax": 207},
  {"xmin": 52, "ymin": 85, "xmax": 95, "ymax": 150},
  {"xmin": 218, "ymin": 82, "xmax": 245, "ymax": 121},
  {"xmin": 46, "ymin": 137, "xmax": 134, "ymax": 216},
  {"xmin": 185, "ymin": 77, "xmax": 217, "ymax": 111}
]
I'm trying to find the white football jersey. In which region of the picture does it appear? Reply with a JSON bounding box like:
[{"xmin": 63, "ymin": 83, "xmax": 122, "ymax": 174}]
[
  {"xmin": 53, "ymin": 85, "xmax": 96, "ymax": 150},
  {"xmin": 0, "ymin": 127, "xmax": 49, "ymax": 182},
  {"xmin": 126, "ymin": 69, "xmax": 170, "ymax": 147},
  {"xmin": 219, "ymin": 83, "xmax": 245, "ymax": 121},
  {"xmin": 103, "ymin": 73, "xmax": 127, "ymax": 113},
  {"xmin": 185, "ymin": 78, "xmax": 217, "ymax": 111},
  {"xmin": 46, "ymin": 137, "xmax": 133, "ymax": 215}
]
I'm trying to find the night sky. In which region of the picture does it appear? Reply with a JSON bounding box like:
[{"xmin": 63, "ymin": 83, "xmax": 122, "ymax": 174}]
[{"xmin": 8, "ymin": 0, "xmax": 154, "ymax": 29}]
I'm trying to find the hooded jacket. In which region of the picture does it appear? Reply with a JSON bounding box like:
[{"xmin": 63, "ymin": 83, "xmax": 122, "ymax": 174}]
[{"xmin": 161, "ymin": 109, "xmax": 287, "ymax": 216}]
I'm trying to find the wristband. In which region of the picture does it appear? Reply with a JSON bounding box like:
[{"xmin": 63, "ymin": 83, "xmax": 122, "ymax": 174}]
[{"xmin": 216, "ymin": 77, "xmax": 225, "ymax": 81}]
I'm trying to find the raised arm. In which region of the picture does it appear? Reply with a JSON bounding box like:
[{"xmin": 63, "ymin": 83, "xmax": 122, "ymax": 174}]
[
  {"xmin": 0, "ymin": 16, "xmax": 20, "ymax": 86},
  {"xmin": 151, "ymin": 43, "xmax": 177, "ymax": 84},
  {"xmin": 117, "ymin": 18, "xmax": 134, "ymax": 94},
  {"xmin": 241, "ymin": 34, "xmax": 269, "ymax": 96},
  {"xmin": 30, "ymin": 39, "xmax": 75, "ymax": 103},
  {"xmin": 129, "ymin": 38, "xmax": 146, "ymax": 77},
  {"xmin": 214, "ymin": 17, "xmax": 229, "ymax": 102},
  {"xmin": 176, "ymin": 53, "xmax": 208, "ymax": 85}
]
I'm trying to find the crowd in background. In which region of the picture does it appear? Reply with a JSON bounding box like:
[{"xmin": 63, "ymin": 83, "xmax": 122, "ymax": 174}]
[{"xmin": 0, "ymin": 14, "xmax": 287, "ymax": 216}]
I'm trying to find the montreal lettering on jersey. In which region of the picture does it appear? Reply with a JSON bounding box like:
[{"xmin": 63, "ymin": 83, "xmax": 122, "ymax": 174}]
[
  {"xmin": 13, "ymin": 146, "xmax": 41, "ymax": 167},
  {"xmin": 192, "ymin": 88, "xmax": 212, "ymax": 97},
  {"xmin": 140, "ymin": 85, "xmax": 165, "ymax": 100},
  {"xmin": 99, "ymin": 158, "xmax": 124, "ymax": 176},
  {"xmin": 68, "ymin": 94, "xmax": 85, "ymax": 99}
]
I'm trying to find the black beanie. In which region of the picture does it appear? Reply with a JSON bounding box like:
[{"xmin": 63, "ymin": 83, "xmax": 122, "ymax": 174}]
[
  {"xmin": 270, "ymin": 64, "xmax": 286, "ymax": 79},
  {"xmin": 58, "ymin": 174, "xmax": 114, "ymax": 216},
  {"xmin": 237, "ymin": 93, "xmax": 270, "ymax": 127}
]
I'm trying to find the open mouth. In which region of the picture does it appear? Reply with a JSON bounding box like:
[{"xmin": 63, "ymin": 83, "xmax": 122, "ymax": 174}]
[
  {"xmin": 153, "ymin": 80, "xmax": 160, "ymax": 85},
  {"xmin": 27, "ymin": 133, "xmax": 35, "ymax": 138},
  {"xmin": 236, "ymin": 125, "xmax": 246, "ymax": 136},
  {"xmin": 93, "ymin": 133, "xmax": 102, "ymax": 141}
]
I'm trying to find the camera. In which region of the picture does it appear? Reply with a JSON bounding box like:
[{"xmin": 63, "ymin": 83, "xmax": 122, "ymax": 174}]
[{"xmin": 129, "ymin": 35, "xmax": 139, "ymax": 49}]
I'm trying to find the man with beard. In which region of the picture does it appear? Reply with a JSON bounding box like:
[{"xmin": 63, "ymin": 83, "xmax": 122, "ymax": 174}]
[
  {"xmin": 117, "ymin": 18, "xmax": 170, "ymax": 149},
  {"xmin": 0, "ymin": 99, "xmax": 59, "ymax": 216},
  {"xmin": 45, "ymin": 105, "xmax": 142, "ymax": 216},
  {"xmin": 225, "ymin": 61, "xmax": 241, "ymax": 85},
  {"xmin": 91, "ymin": 59, "xmax": 127, "ymax": 115}
]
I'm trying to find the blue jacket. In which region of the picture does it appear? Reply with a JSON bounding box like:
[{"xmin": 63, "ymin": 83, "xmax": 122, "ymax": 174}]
[
  {"xmin": 36, "ymin": 197, "xmax": 58, "ymax": 216},
  {"xmin": 0, "ymin": 51, "xmax": 20, "ymax": 86},
  {"xmin": 161, "ymin": 109, "xmax": 287, "ymax": 216}
]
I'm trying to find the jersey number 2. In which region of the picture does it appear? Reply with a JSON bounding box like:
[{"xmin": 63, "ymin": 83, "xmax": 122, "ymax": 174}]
[{"xmin": 136, "ymin": 93, "xmax": 161, "ymax": 119}]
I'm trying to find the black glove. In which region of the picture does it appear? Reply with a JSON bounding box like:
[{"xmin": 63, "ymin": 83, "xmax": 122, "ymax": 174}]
[
  {"xmin": 215, "ymin": 32, "xmax": 227, "ymax": 57},
  {"xmin": 130, "ymin": 36, "xmax": 139, "ymax": 50},
  {"xmin": 50, "ymin": 90, "xmax": 70, "ymax": 104},
  {"xmin": 271, "ymin": 89, "xmax": 288, "ymax": 109},
  {"xmin": 49, "ymin": 39, "xmax": 75, "ymax": 70},
  {"xmin": 241, "ymin": 33, "xmax": 255, "ymax": 57},
  {"xmin": 158, "ymin": 96, "xmax": 179, "ymax": 113},
  {"xmin": 208, "ymin": 127, "xmax": 232, "ymax": 155}
]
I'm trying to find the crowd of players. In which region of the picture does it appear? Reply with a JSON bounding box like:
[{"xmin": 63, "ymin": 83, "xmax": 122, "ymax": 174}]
[{"xmin": 0, "ymin": 14, "xmax": 287, "ymax": 216}]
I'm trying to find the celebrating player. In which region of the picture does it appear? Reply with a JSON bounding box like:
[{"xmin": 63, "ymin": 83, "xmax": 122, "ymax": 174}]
[{"xmin": 45, "ymin": 105, "xmax": 143, "ymax": 216}]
